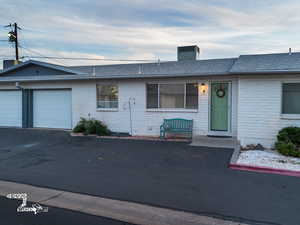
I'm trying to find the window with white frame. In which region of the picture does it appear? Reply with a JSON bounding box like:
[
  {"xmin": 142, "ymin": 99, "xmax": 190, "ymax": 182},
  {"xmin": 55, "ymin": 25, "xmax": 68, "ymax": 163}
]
[
  {"xmin": 282, "ymin": 83, "xmax": 300, "ymax": 114},
  {"xmin": 97, "ymin": 84, "xmax": 118, "ymax": 109},
  {"xmin": 146, "ymin": 83, "xmax": 198, "ymax": 109}
]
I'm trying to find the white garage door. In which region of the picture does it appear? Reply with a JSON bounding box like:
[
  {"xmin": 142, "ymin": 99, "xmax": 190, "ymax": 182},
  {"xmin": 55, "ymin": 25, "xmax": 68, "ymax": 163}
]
[
  {"xmin": 33, "ymin": 90, "xmax": 72, "ymax": 129},
  {"xmin": 0, "ymin": 90, "xmax": 22, "ymax": 127}
]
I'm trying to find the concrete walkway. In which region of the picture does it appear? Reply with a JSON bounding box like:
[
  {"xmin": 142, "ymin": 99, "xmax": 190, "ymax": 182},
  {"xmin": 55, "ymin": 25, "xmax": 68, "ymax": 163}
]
[
  {"xmin": 0, "ymin": 180, "xmax": 247, "ymax": 225},
  {"xmin": 191, "ymin": 135, "xmax": 239, "ymax": 149}
]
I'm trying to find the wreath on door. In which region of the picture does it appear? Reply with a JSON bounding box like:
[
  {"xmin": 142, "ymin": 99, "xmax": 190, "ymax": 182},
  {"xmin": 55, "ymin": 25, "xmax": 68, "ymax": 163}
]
[{"xmin": 215, "ymin": 84, "xmax": 226, "ymax": 98}]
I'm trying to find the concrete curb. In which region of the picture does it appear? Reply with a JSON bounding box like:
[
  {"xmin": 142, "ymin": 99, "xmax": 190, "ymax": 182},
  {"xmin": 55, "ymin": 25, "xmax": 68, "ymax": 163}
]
[
  {"xmin": 0, "ymin": 180, "xmax": 247, "ymax": 225},
  {"xmin": 70, "ymin": 133, "xmax": 190, "ymax": 142},
  {"xmin": 229, "ymin": 140, "xmax": 241, "ymax": 165},
  {"xmin": 228, "ymin": 143, "xmax": 300, "ymax": 178},
  {"xmin": 229, "ymin": 163, "xmax": 300, "ymax": 178}
]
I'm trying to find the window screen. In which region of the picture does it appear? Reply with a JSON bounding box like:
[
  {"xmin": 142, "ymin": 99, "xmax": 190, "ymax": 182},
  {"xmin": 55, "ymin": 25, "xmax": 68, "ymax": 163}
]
[
  {"xmin": 146, "ymin": 84, "xmax": 158, "ymax": 108},
  {"xmin": 97, "ymin": 84, "xmax": 118, "ymax": 109},
  {"xmin": 159, "ymin": 84, "xmax": 185, "ymax": 108},
  {"xmin": 186, "ymin": 83, "xmax": 199, "ymax": 109},
  {"xmin": 146, "ymin": 83, "xmax": 198, "ymax": 109},
  {"xmin": 282, "ymin": 83, "xmax": 300, "ymax": 114}
]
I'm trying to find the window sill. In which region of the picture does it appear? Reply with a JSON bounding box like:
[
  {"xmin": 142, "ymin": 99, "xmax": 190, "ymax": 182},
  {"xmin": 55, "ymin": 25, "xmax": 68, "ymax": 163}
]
[
  {"xmin": 96, "ymin": 108, "xmax": 119, "ymax": 112},
  {"xmin": 146, "ymin": 109, "xmax": 198, "ymax": 113},
  {"xmin": 281, "ymin": 114, "xmax": 300, "ymax": 120}
]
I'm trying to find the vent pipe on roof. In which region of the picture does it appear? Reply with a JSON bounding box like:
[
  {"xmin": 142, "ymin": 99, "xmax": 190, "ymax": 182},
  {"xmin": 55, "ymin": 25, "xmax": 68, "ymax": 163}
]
[
  {"xmin": 289, "ymin": 48, "xmax": 292, "ymax": 56},
  {"xmin": 138, "ymin": 64, "xmax": 143, "ymax": 74},
  {"xmin": 3, "ymin": 60, "xmax": 21, "ymax": 69}
]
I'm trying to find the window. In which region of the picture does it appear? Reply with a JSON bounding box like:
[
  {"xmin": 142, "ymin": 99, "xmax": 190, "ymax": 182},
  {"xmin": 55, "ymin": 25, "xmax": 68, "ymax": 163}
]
[
  {"xmin": 282, "ymin": 83, "xmax": 300, "ymax": 114},
  {"xmin": 159, "ymin": 84, "xmax": 185, "ymax": 108},
  {"xmin": 186, "ymin": 83, "xmax": 199, "ymax": 109},
  {"xmin": 146, "ymin": 84, "xmax": 158, "ymax": 108},
  {"xmin": 146, "ymin": 83, "xmax": 198, "ymax": 109},
  {"xmin": 97, "ymin": 84, "xmax": 118, "ymax": 109}
]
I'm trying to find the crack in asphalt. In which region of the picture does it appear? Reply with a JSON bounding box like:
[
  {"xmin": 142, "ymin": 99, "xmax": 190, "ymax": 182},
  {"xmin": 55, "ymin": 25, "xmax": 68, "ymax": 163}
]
[{"xmin": 39, "ymin": 192, "xmax": 65, "ymax": 203}]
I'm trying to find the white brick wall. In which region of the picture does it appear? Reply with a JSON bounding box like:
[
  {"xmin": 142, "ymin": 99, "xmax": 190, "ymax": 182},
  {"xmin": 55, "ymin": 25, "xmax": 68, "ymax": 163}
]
[
  {"xmin": 72, "ymin": 78, "xmax": 238, "ymax": 137},
  {"xmin": 237, "ymin": 75, "xmax": 300, "ymax": 148},
  {"xmin": 0, "ymin": 77, "xmax": 239, "ymax": 137}
]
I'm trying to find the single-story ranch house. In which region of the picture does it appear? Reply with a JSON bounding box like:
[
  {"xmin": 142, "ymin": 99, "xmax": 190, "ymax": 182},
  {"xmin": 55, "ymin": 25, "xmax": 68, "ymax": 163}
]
[{"xmin": 0, "ymin": 46, "xmax": 299, "ymax": 148}]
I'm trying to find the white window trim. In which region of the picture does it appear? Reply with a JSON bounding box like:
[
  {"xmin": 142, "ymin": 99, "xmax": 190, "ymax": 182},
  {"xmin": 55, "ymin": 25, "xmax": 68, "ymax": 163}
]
[
  {"xmin": 96, "ymin": 84, "xmax": 119, "ymax": 111},
  {"xmin": 146, "ymin": 82, "xmax": 199, "ymax": 110},
  {"xmin": 96, "ymin": 107, "xmax": 119, "ymax": 111},
  {"xmin": 146, "ymin": 108, "xmax": 198, "ymax": 113},
  {"xmin": 281, "ymin": 114, "xmax": 300, "ymax": 120}
]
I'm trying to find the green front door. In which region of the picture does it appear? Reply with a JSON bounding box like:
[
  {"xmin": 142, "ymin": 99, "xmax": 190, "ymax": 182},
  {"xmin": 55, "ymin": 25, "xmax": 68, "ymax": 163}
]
[{"xmin": 210, "ymin": 82, "xmax": 229, "ymax": 132}]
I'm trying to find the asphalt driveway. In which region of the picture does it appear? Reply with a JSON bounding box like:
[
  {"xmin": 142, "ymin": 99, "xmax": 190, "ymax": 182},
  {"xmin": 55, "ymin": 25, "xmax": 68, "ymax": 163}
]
[{"xmin": 0, "ymin": 128, "xmax": 299, "ymax": 225}]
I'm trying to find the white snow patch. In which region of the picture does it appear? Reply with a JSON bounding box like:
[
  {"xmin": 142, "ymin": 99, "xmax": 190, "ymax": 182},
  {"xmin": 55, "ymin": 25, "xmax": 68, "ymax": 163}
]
[{"xmin": 237, "ymin": 150, "xmax": 300, "ymax": 172}]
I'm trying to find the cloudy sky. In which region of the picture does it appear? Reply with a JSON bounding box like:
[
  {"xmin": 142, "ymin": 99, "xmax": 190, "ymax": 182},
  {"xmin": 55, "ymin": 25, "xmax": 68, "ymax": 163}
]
[{"xmin": 1, "ymin": 0, "xmax": 300, "ymax": 67}]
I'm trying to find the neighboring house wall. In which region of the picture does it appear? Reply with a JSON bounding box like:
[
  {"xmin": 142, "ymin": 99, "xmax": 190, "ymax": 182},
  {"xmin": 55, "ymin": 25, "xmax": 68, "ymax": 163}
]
[
  {"xmin": 0, "ymin": 65, "xmax": 73, "ymax": 76},
  {"xmin": 237, "ymin": 75, "xmax": 300, "ymax": 148}
]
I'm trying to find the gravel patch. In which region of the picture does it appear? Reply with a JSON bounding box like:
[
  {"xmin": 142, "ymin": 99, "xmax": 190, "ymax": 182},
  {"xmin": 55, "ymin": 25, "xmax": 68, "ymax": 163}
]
[{"xmin": 237, "ymin": 150, "xmax": 300, "ymax": 171}]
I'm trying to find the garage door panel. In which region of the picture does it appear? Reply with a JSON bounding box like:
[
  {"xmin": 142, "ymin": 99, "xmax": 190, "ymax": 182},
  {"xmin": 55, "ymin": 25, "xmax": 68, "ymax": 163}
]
[
  {"xmin": 33, "ymin": 90, "xmax": 72, "ymax": 129},
  {"xmin": 0, "ymin": 91, "xmax": 22, "ymax": 127}
]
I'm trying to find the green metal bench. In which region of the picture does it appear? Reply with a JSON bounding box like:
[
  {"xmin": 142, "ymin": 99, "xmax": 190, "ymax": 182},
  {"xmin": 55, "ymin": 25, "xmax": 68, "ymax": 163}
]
[{"xmin": 160, "ymin": 118, "xmax": 193, "ymax": 139}]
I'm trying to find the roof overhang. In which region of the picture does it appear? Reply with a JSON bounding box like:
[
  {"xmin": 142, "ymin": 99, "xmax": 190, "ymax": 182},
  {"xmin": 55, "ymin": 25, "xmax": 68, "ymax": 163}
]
[
  {"xmin": 0, "ymin": 60, "xmax": 85, "ymax": 75},
  {"xmin": 0, "ymin": 72, "xmax": 234, "ymax": 83},
  {"xmin": 230, "ymin": 70, "xmax": 300, "ymax": 75}
]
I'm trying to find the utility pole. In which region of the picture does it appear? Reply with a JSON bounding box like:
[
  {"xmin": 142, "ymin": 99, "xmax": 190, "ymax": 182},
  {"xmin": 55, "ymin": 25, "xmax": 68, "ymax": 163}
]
[
  {"xmin": 5, "ymin": 22, "xmax": 21, "ymax": 61},
  {"xmin": 14, "ymin": 23, "xmax": 19, "ymax": 61}
]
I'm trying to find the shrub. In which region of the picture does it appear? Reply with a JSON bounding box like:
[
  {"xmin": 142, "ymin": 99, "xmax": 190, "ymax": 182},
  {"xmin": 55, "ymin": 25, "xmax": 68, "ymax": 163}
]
[
  {"xmin": 276, "ymin": 127, "xmax": 300, "ymax": 157},
  {"xmin": 73, "ymin": 118, "xmax": 87, "ymax": 133},
  {"xmin": 95, "ymin": 121, "xmax": 111, "ymax": 136},
  {"xmin": 277, "ymin": 127, "xmax": 300, "ymax": 146},
  {"xmin": 73, "ymin": 117, "xmax": 111, "ymax": 136}
]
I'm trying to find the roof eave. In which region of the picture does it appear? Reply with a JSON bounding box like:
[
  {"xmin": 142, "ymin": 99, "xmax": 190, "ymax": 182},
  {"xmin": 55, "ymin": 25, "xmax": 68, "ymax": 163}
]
[
  {"xmin": 0, "ymin": 72, "xmax": 232, "ymax": 83},
  {"xmin": 0, "ymin": 60, "xmax": 86, "ymax": 75},
  {"xmin": 230, "ymin": 70, "xmax": 300, "ymax": 75}
]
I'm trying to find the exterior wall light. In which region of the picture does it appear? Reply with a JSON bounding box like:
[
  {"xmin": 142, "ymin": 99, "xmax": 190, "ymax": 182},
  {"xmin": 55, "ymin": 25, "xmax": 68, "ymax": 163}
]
[{"xmin": 200, "ymin": 83, "xmax": 208, "ymax": 95}]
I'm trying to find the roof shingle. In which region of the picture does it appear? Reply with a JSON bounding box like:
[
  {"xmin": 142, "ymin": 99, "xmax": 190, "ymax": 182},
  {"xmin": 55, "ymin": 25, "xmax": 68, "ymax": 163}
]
[
  {"xmin": 230, "ymin": 52, "xmax": 300, "ymax": 73},
  {"xmin": 70, "ymin": 58, "xmax": 236, "ymax": 77}
]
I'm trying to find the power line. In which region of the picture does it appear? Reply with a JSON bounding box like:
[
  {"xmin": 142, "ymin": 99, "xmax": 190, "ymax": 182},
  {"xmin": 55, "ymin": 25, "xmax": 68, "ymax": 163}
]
[
  {"xmin": 20, "ymin": 27, "xmax": 45, "ymax": 33},
  {"xmin": 18, "ymin": 29, "xmax": 69, "ymax": 66},
  {"xmin": 6, "ymin": 24, "xmax": 162, "ymax": 64},
  {"xmin": 1, "ymin": 25, "xmax": 10, "ymax": 29},
  {"xmin": 0, "ymin": 55, "xmax": 14, "ymax": 58},
  {"xmin": 19, "ymin": 44, "xmax": 49, "ymax": 58},
  {"xmin": 20, "ymin": 27, "xmax": 69, "ymax": 66},
  {"xmin": 19, "ymin": 44, "xmax": 69, "ymax": 66},
  {"xmin": 3, "ymin": 23, "xmax": 162, "ymax": 64}
]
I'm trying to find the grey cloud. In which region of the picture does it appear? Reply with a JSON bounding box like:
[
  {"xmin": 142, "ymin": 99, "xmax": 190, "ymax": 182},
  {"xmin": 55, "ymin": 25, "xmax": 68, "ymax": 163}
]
[{"xmin": 0, "ymin": 0, "xmax": 300, "ymax": 65}]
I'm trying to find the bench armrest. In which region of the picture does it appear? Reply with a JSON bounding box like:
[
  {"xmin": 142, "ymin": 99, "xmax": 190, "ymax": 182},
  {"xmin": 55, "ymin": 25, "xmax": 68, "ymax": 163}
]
[
  {"xmin": 160, "ymin": 124, "xmax": 164, "ymax": 130},
  {"xmin": 160, "ymin": 123, "xmax": 169, "ymax": 130}
]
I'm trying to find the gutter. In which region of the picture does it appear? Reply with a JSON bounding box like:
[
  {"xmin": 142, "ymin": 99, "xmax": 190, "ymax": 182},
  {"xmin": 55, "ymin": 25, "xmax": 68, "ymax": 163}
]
[
  {"xmin": 3, "ymin": 69, "xmax": 300, "ymax": 83},
  {"xmin": 0, "ymin": 72, "xmax": 233, "ymax": 83},
  {"xmin": 230, "ymin": 70, "xmax": 300, "ymax": 75}
]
